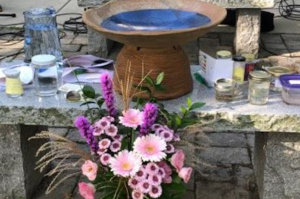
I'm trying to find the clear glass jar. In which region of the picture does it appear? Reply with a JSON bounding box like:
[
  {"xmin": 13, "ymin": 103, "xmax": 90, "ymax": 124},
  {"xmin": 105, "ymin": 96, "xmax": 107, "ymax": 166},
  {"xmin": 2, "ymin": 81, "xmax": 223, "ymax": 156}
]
[
  {"xmin": 214, "ymin": 78, "xmax": 236, "ymax": 102},
  {"xmin": 31, "ymin": 54, "xmax": 58, "ymax": 96},
  {"xmin": 266, "ymin": 66, "xmax": 292, "ymax": 92},
  {"xmin": 248, "ymin": 71, "xmax": 271, "ymax": 105},
  {"xmin": 4, "ymin": 69, "xmax": 23, "ymax": 97},
  {"xmin": 232, "ymin": 56, "xmax": 246, "ymax": 84}
]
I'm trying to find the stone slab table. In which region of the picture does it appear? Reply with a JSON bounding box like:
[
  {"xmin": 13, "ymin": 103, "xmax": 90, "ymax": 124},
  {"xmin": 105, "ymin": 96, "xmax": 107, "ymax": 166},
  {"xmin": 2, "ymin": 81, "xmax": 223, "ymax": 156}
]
[
  {"xmin": 0, "ymin": 65, "xmax": 299, "ymax": 198},
  {"xmin": 77, "ymin": 0, "xmax": 275, "ymax": 58}
]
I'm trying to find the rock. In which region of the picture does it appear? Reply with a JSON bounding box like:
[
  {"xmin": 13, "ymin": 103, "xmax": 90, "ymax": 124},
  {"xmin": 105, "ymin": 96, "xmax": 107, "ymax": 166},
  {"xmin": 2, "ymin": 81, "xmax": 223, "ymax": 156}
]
[
  {"xmin": 66, "ymin": 128, "xmax": 86, "ymax": 143},
  {"xmin": 197, "ymin": 147, "xmax": 251, "ymax": 165},
  {"xmin": 207, "ymin": 132, "xmax": 247, "ymax": 148}
]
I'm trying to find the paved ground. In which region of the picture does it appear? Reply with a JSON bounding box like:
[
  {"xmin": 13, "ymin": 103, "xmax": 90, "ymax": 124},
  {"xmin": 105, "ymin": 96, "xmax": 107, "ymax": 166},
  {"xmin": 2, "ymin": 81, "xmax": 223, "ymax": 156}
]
[{"xmin": 0, "ymin": 26, "xmax": 300, "ymax": 199}]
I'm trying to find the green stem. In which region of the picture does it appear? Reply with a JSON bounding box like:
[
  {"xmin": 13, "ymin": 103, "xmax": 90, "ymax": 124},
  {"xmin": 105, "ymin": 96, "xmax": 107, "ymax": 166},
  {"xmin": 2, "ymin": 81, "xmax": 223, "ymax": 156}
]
[{"xmin": 113, "ymin": 179, "xmax": 122, "ymax": 199}]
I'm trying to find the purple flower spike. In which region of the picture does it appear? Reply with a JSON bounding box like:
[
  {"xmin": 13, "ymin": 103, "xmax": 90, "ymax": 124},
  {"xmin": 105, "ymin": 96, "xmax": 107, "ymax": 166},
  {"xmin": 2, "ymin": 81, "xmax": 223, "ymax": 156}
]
[
  {"xmin": 139, "ymin": 103, "xmax": 158, "ymax": 136},
  {"xmin": 100, "ymin": 73, "xmax": 117, "ymax": 117},
  {"xmin": 74, "ymin": 116, "xmax": 99, "ymax": 154}
]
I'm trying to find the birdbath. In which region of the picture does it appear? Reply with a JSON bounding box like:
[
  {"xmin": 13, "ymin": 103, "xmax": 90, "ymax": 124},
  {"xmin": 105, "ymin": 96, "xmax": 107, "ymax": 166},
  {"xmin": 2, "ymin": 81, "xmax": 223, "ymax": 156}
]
[{"xmin": 83, "ymin": 0, "xmax": 226, "ymax": 100}]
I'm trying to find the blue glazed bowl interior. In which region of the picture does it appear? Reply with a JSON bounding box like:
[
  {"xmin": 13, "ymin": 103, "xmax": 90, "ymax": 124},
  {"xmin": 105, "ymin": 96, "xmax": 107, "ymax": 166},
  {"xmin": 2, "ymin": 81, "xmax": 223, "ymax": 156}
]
[{"xmin": 101, "ymin": 9, "xmax": 211, "ymax": 31}]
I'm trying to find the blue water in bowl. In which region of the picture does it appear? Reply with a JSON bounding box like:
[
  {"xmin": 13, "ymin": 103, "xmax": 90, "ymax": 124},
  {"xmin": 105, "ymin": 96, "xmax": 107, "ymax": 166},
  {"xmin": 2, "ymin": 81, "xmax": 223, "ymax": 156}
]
[{"xmin": 101, "ymin": 9, "xmax": 211, "ymax": 31}]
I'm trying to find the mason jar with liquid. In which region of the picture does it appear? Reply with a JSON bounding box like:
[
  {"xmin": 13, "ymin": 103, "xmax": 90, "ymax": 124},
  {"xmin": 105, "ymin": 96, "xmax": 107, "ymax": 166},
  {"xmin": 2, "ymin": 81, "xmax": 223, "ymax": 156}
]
[
  {"xmin": 232, "ymin": 56, "xmax": 246, "ymax": 85},
  {"xmin": 31, "ymin": 54, "xmax": 58, "ymax": 96},
  {"xmin": 248, "ymin": 71, "xmax": 271, "ymax": 105}
]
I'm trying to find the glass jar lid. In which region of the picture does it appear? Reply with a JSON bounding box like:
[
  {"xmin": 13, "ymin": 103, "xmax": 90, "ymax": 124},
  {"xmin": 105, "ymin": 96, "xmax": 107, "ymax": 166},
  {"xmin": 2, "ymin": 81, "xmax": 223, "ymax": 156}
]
[
  {"xmin": 216, "ymin": 50, "xmax": 232, "ymax": 59},
  {"xmin": 249, "ymin": 71, "xmax": 271, "ymax": 82},
  {"xmin": 214, "ymin": 78, "xmax": 236, "ymax": 91},
  {"xmin": 266, "ymin": 66, "xmax": 293, "ymax": 77},
  {"xmin": 232, "ymin": 56, "xmax": 246, "ymax": 62},
  {"xmin": 241, "ymin": 53, "xmax": 255, "ymax": 61},
  {"xmin": 31, "ymin": 54, "xmax": 56, "ymax": 66}
]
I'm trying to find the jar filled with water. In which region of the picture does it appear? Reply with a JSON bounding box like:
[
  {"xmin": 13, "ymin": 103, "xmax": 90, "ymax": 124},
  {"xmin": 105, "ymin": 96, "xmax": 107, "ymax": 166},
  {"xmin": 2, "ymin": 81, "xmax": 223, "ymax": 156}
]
[{"xmin": 31, "ymin": 54, "xmax": 58, "ymax": 96}]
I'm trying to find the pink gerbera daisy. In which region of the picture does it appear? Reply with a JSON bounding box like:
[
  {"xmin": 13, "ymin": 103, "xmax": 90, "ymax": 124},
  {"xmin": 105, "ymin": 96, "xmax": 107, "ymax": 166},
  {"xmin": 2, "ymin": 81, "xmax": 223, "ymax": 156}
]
[
  {"xmin": 110, "ymin": 140, "xmax": 121, "ymax": 152},
  {"xmin": 135, "ymin": 167, "xmax": 147, "ymax": 181},
  {"xmin": 149, "ymin": 174, "xmax": 162, "ymax": 186},
  {"xmin": 119, "ymin": 109, "xmax": 143, "ymax": 129},
  {"xmin": 128, "ymin": 177, "xmax": 139, "ymax": 189},
  {"xmin": 100, "ymin": 153, "xmax": 111, "ymax": 166},
  {"xmin": 145, "ymin": 163, "xmax": 159, "ymax": 175},
  {"xmin": 105, "ymin": 124, "xmax": 118, "ymax": 137},
  {"xmin": 109, "ymin": 150, "xmax": 142, "ymax": 177},
  {"xmin": 159, "ymin": 130, "xmax": 173, "ymax": 142},
  {"xmin": 133, "ymin": 134, "xmax": 166, "ymax": 162},
  {"xmin": 98, "ymin": 138, "xmax": 111, "ymax": 149},
  {"xmin": 149, "ymin": 185, "xmax": 162, "ymax": 198},
  {"xmin": 165, "ymin": 143, "xmax": 175, "ymax": 154},
  {"xmin": 132, "ymin": 190, "xmax": 144, "ymax": 199},
  {"xmin": 138, "ymin": 179, "xmax": 151, "ymax": 193}
]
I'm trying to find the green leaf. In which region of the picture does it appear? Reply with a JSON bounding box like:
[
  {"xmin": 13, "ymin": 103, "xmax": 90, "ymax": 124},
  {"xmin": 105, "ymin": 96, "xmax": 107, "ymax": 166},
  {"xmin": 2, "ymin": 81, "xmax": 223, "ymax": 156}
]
[
  {"xmin": 187, "ymin": 97, "xmax": 192, "ymax": 109},
  {"xmin": 190, "ymin": 102, "xmax": 205, "ymax": 110},
  {"xmin": 80, "ymin": 101, "xmax": 95, "ymax": 107},
  {"xmin": 145, "ymin": 76, "xmax": 155, "ymax": 86},
  {"xmin": 156, "ymin": 72, "xmax": 165, "ymax": 85},
  {"xmin": 82, "ymin": 85, "xmax": 96, "ymax": 98},
  {"xmin": 175, "ymin": 115, "xmax": 182, "ymax": 125},
  {"xmin": 155, "ymin": 84, "xmax": 166, "ymax": 91},
  {"xmin": 97, "ymin": 98, "xmax": 105, "ymax": 108},
  {"xmin": 180, "ymin": 106, "xmax": 187, "ymax": 114}
]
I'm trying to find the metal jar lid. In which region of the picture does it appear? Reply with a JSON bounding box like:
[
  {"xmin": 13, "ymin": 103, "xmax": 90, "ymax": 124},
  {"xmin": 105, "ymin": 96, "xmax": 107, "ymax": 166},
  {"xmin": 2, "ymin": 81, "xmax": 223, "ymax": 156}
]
[
  {"xmin": 214, "ymin": 78, "xmax": 236, "ymax": 91},
  {"xmin": 241, "ymin": 53, "xmax": 255, "ymax": 61},
  {"xmin": 249, "ymin": 71, "xmax": 271, "ymax": 82},
  {"xmin": 31, "ymin": 54, "xmax": 56, "ymax": 66},
  {"xmin": 216, "ymin": 50, "xmax": 232, "ymax": 59},
  {"xmin": 266, "ymin": 66, "xmax": 293, "ymax": 77},
  {"xmin": 232, "ymin": 56, "xmax": 246, "ymax": 62}
]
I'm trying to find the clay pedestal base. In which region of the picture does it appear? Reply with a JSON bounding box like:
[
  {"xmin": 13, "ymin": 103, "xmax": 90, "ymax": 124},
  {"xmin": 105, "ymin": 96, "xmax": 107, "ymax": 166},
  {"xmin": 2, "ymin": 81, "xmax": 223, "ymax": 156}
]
[{"xmin": 113, "ymin": 45, "xmax": 193, "ymax": 100}]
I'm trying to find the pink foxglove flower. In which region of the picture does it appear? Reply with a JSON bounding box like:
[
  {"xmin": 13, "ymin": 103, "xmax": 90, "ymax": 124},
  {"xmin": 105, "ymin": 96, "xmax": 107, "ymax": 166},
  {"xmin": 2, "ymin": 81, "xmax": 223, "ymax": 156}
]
[
  {"xmin": 163, "ymin": 175, "xmax": 172, "ymax": 184},
  {"xmin": 133, "ymin": 134, "xmax": 166, "ymax": 162},
  {"xmin": 113, "ymin": 134, "xmax": 123, "ymax": 142},
  {"xmin": 170, "ymin": 150, "xmax": 185, "ymax": 172},
  {"xmin": 145, "ymin": 162, "xmax": 159, "ymax": 175},
  {"xmin": 135, "ymin": 168, "xmax": 147, "ymax": 181},
  {"xmin": 132, "ymin": 190, "xmax": 144, "ymax": 199},
  {"xmin": 81, "ymin": 160, "xmax": 98, "ymax": 181},
  {"xmin": 109, "ymin": 150, "xmax": 142, "ymax": 177},
  {"xmin": 178, "ymin": 167, "xmax": 193, "ymax": 183},
  {"xmin": 110, "ymin": 140, "xmax": 121, "ymax": 152},
  {"xmin": 119, "ymin": 109, "xmax": 143, "ymax": 129},
  {"xmin": 158, "ymin": 168, "xmax": 166, "ymax": 178},
  {"xmin": 95, "ymin": 118, "xmax": 111, "ymax": 130},
  {"xmin": 128, "ymin": 177, "xmax": 139, "ymax": 189},
  {"xmin": 98, "ymin": 138, "xmax": 111, "ymax": 149},
  {"xmin": 100, "ymin": 153, "xmax": 111, "ymax": 166},
  {"xmin": 149, "ymin": 185, "xmax": 162, "ymax": 198},
  {"xmin": 97, "ymin": 148, "xmax": 107, "ymax": 156},
  {"xmin": 78, "ymin": 182, "xmax": 95, "ymax": 199},
  {"xmin": 148, "ymin": 174, "xmax": 162, "ymax": 186},
  {"xmin": 138, "ymin": 179, "xmax": 151, "ymax": 193},
  {"xmin": 105, "ymin": 124, "xmax": 118, "ymax": 137}
]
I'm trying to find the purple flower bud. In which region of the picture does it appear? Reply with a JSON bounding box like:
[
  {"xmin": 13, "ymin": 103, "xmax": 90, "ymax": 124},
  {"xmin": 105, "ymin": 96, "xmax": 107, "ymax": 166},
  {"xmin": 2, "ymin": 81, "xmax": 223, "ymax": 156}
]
[
  {"xmin": 139, "ymin": 103, "xmax": 158, "ymax": 136},
  {"xmin": 100, "ymin": 73, "xmax": 117, "ymax": 117}
]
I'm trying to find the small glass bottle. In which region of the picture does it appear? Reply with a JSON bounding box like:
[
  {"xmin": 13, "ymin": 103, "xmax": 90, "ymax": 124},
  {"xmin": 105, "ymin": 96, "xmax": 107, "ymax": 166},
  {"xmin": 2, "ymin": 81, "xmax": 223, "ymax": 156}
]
[
  {"xmin": 232, "ymin": 56, "xmax": 246, "ymax": 84},
  {"xmin": 248, "ymin": 71, "xmax": 271, "ymax": 105},
  {"xmin": 4, "ymin": 69, "xmax": 23, "ymax": 97},
  {"xmin": 242, "ymin": 53, "xmax": 256, "ymax": 81},
  {"xmin": 31, "ymin": 54, "xmax": 58, "ymax": 96},
  {"xmin": 266, "ymin": 66, "xmax": 292, "ymax": 92}
]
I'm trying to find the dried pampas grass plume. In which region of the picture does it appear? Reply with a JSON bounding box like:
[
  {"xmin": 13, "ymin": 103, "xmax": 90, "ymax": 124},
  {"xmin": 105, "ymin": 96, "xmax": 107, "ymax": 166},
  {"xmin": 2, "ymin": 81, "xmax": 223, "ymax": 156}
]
[{"xmin": 29, "ymin": 131, "xmax": 92, "ymax": 194}]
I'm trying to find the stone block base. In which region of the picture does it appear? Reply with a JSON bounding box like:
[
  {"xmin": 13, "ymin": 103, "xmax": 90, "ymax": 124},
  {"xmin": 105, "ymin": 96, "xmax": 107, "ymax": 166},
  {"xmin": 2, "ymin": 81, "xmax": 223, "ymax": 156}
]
[{"xmin": 0, "ymin": 125, "xmax": 48, "ymax": 199}]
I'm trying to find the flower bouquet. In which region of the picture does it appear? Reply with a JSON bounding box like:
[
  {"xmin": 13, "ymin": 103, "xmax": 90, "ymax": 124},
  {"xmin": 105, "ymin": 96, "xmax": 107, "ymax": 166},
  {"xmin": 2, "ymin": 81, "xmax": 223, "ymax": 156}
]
[{"xmin": 31, "ymin": 70, "xmax": 205, "ymax": 199}]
